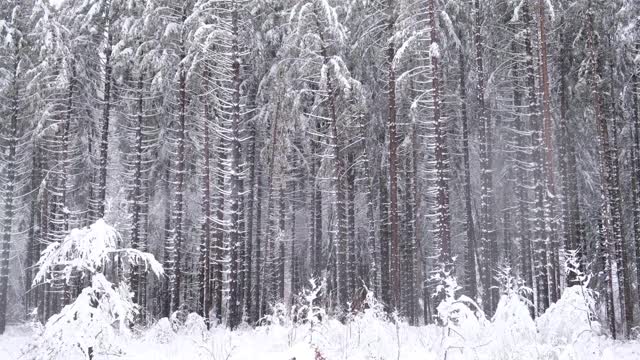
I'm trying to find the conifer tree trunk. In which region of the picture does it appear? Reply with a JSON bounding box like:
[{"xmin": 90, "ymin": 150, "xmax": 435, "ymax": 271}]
[
  {"xmin": 245, "ymin": 118, "xmax": 258, "ymax": 322},
  {"xmin": 0, "ymin": 50, "xmax": 20, "ymax": 334},
  {"xmin": 473, "ymin": 0, "xmax": 496, "ymax": 313},
  {"xmin": 263, "ymin": 101, "xmax": 280, "ymax": 314},
  {"xmin": 312, "ymin": 125, "xmax": 323, "ymax": 280},
  {"xmin": 213, "ymin": 123, "xmax": 227, "ymax": 323},
  {"xmin": 587, "ymin": 9, "xmax": 615, "ymax": 336},
  {"xmin": 379, "ymin": 156, "xmax": 391, "ymax": 308},
  {"xmin": 362, "ymin": 145, "xmax": 378, "ymax": 294},
  {"xmin": 402, "ymin": 155, "xmax": 416, "ymax": 323},
  {"xmin": 537, "ymin": 0, "xmax": 560, "ymax": 303},
  {"xmin": 92, "ymin": 18, "xmax": 113, "ymax": 221},
  {"xmin": 559, "ymin": 26, "xmax": 584, "ymax": 285},
  {"xmin": 131, "ymin": 72, "xmax": 149, "ymax": 320},
  {"xmin": 289, "ymin": 148, "xmax": 301, "ymax": 300},
  {"xmin": 510, "ymin": 40, "xmax": 534, "ymax": 313},
  {"xmin": 228, "ymin": 4, "xmax": 243, "ymax": 329},
  {"xmin": 162, "ymin": 165, "xmax": 173, "ymax": 318},
  {"xmin": 385, "ymin": 0, "xmax": 401, "ymax": 312},
  {"xmin": 425, "ymin": 0, "xmax": 453, "ymax": 317},
  {"xmin": 605, "ymin": 57, "xmax": 632, "ymax": 336},
  {"xmin": 458, "ymin": 40, "xmax": 477, "ymax": 301},
  {"xmin": 251, "ymin": 129, "xmax": 264, "ymax": 323},
  {"xmin": 632, "ymin": 69, "xmax": 640, "ymax": 304},
  {"xmin": 278, "ymin": 186, "xmax": 286, "ymax": 302},
  {"xmin": 58, "ymin": 74, "xmax": 75, "ymax": 309},
  {"xmin": 171, "ymin": 54, "xmax": 188, "ymax": 315},
  {"xmin": 523, "ymin": 2, "xmax": 549, "ymax": 315},
  {"xmin": 26, "ymin": 145, "xmax": 43, "ymax": 316},
  {"xmin": 347, "ymin": 152, "xmax": 357, "ymax": 301},
  {"xmin": 198, "ymin": 68, "xmax": 213, "ymax": 320}
]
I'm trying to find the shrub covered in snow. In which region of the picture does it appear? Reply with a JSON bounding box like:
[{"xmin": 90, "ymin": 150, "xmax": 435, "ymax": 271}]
[
  {"xmin": 536, "ymin": 285, "xmax": 600, "ymax": 345},
  {"xmin": 146, "ymin": 317, "xmax": 176, "ymax": 345},
  {"xmin": 489, "ymin": 293, "xmax": 537, "ymax": 359},
  {"xmin": 25, "ymin": 220, "xmax": 163, "ymax": 360}
]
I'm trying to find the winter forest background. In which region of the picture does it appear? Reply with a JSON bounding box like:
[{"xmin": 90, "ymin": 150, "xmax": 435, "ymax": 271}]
[{"xmin": 1, "ymin": 0, "xmax": 640, "ymax": 358}]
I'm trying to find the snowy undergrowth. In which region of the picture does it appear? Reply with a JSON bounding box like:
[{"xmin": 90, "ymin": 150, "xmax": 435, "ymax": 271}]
[{"xmin": 4, "ymin": 283, "xmax": 640, "ymax": 359}]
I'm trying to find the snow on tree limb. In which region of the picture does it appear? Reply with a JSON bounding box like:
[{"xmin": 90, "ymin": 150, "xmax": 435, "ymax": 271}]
[{"xmin": 33, "ymin": 219, "xmax": 163, "ymax": 287}]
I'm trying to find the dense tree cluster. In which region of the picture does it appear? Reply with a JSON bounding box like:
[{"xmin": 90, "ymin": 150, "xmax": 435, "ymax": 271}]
[{"xmin": 1, "ymin": 0, "xmax": 639, "ymax": 339}]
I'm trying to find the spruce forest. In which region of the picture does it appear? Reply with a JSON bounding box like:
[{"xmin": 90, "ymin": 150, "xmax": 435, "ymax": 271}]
[{"xmin": 1, "ymin": 0, "xmax": 640, "ymax": 358}]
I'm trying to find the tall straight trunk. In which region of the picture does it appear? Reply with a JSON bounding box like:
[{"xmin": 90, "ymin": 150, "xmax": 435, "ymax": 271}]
[
  {"xmin": 228, "ymin": 5, "xmax": 243, "ymax": 329},
  {"xmin": 26, "ymin": 144, "xmax": 43, "ymax": 316},
  {"xmin": 311, "ymin": 17, "xmax": 346, "ymax": 310},
  {"xmin": 426, "ymin": 0, "xmax": 452, "ymax": 317},
  {"xmin": 537, "ymin": 0, "xmax": 559, "ymax": 303},
  {"xmin": 252, "ymin": 134, "xmax": 264, "ymax": 323},
  {"xmin": 171, "ymin": 56, "xmax": 188, "ymax": 315},
  {"xmin": 312, "ymin": 129, "xmax": 323, "ymax": 279},
  {"xmin": 328, "ymin": 78, "xmax": 346, "ymax": 309},
  {"xmin": 559, "ymin": 25, "xmax": 584, "ymax": 285},
  {"xmin": 93, "ymin": 23, "xmax": 113, "ymax": 221},
  {"xmin": 458, "ymin": 41, "xmax": 477, "ymax": 301},
  {"xmin": 237, "ymin": 177, "xmax": 246, "ymax": 322},
  {"xmin": 278, "ymin": 186, "xmax": 286, "ymax": 301},
  {"xmin": 38, "ymin": 152, "xmax": 50, "ymax": 322},
  {"xmin": 0, "ymin": 51, "xmax": 20, "ymax": 334},
  {"xmin": 131, "ymin": 72, "xmax": 148, "ymax": 319},
  {"xmin": 379, "ymin": 158, "xmax": 390, "ymax": 308},
  {"xmin": 523, "ymin": 2, "xmax": 549, "ymax": 315},
  {"xmin": 307, "ymin": 7, "xmax": 343, "ymax": 309},
  {"xmin": 632, "ymin": 69, "xmax": 640, "ymax": 304},
  {"xmin": 333, "ymin": 156, "xmax": 347, "ymax": 310},
  {"xmin": 347, "ymin": 152, "xmax": 357, "ymax": 301},
  {"xmin": 263, "ymin": 102, "xmax": 280, "ymax": 314},
  {"xmin": 606, "ymin": 61, "xmax": 632, "ymax": 337},
  {"xmin": 385, "ymin": 0, "xmax": 401, "ymax": 312},
  {"xmin": 162, "ymin": 165, "xmax": 173, "ymax": 318},
  {"xmin": 198, "ymin": 69, "xmax": 213, "ymax": 320},
  {"xmin": 58, "ymin": 74, "xmax": 75, "ymax": 308},
  {"xmin": 289, "ymin": 149, "xmax": 300, "ymax": 300},
  {"xmin": 512, "ymin": 42, "xmax": 534, "ymax": 314},
  {"xmin": 211, "ymin": 150, "xmax": 227, "ymax": 322},
  {"xmin": 245, "ymin": 119, "xmax": 257, "ymax": 322},
  {"xmin": 587, "ymin": 10, "xmax": 615, "ymax": 337},
  {"xmin": 402, "ymin": 155, "xmax": 416, "ymax": 323},
  {"xmin": 473, "ymin": 0, "xmax": 496, "ymax": 314},
  {"xmin": 362, "ymin": 146, "xmax": 378, "ymax": 294}
]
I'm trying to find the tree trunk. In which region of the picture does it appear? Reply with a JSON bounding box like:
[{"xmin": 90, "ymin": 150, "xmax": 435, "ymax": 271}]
[
  {"xmin": 198, "ymin": 68, "xmax": 213, "ymax": 321},
  {"xmin": 473, "ymin": 0, "xmax": 496, "ymax": 314},
  {"xmin": 0, "ymin": 52, "xmax": 19, "ymax": 334},
  {"xmin": 632, "ymin": 69, "xmax": 640, "ymax": 304},
  {"xmin": 92, "ymin": 21, "xmax": 113, "ymax": 221},
  {"xmin": 227, "ymin": 5, "xmax": 243, "ymax": 329},
  {"xmin": 458, "ymin": 40, "xmax": 478, "ymax": 301},
  {"xmin": 587, "ymin": 10, "xmax": 616, "ymax": 336},
  {"xmin": 131, "ymin": 71, "xmax": 149, "ymax": 321},
  {"xmin": 537, "ymin": 0, "xmax": 560, "ymax": 303},
  {"xmin": 385, "ymin": 0, "xmax": 401, "ymax": 312}
]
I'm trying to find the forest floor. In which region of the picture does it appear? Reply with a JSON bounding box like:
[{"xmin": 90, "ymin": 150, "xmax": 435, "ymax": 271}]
[
  {"xmin": 1, "ymin": 317, "xmax": 640, "ymax": 360},
  {"xmin": 2, "ymin": 287, "xmax": 640, "ymax": 359}
]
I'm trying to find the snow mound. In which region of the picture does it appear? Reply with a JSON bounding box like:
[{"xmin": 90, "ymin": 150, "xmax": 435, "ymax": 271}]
[
  {"xmin": 489, "ymin": 294, "xmax": 537, "ymax": 359},
  {"xmin": 146, "ymin": 317, "xmax": 175, "ymax": 344},
  {"xmin": 536, "ymin": 286, "xmax": 600, "ymax": 345},
  {"xmin": 180, "ymin": 313, "xmax": 207, "ymax": 338}
]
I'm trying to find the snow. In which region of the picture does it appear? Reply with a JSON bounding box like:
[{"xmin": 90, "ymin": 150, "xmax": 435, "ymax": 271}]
[
  {"xmin": 5, "ymin": 224, "xmax": 640, "ymax": 359},
  {"xmin": 34, "ymin": 219, "xmax": 162, "ymax": 286},
  {"xmin": 4, "ymin": 286, "xmax": 640, "ymax": 359},
  {"xmin": 49, "ymin": 0, "xmax": 64, "ymax": 9},
  {"xmin": 20, "ymin": 220, "xmax": 164, "ymax": 360}
]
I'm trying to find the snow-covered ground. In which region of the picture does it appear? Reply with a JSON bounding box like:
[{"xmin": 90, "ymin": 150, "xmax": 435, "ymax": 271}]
[{"xmin": 3, "ymin": 288, "xmax": 640, "ymax": 360}]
